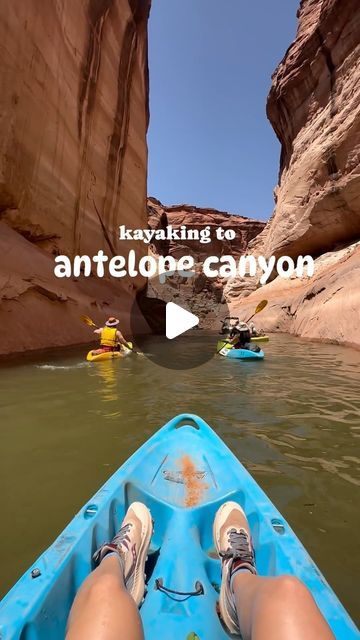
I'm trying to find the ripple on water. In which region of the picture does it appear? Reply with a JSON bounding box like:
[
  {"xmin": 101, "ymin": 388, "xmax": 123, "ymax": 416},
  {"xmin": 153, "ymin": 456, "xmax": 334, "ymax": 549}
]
[{"xmin": 35, "ymin": 362, "xmax": 90, "ymax": 371}]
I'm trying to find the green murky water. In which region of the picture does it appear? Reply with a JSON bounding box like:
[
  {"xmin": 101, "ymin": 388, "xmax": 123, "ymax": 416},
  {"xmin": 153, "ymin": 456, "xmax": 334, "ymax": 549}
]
[{"xmin": 0, "ymin": 334, "xmax": 359, "ymax": 623}]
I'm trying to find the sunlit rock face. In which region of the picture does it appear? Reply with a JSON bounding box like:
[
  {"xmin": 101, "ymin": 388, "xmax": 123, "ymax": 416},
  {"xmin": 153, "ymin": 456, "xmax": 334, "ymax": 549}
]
[
  {"xmin": 232, "ymin": 0, "xmax": 360, "ymax": 348},
  {"xmin": 231, "ymin": 241, "xmax": 360, "ymax": 348},
  {"xmin": 252, "ymin": 0, "xmax": 360, "ymax": 259},
  {"xmin": 0, "ymin": 0, "xmax": 151, "ymax": 355}
]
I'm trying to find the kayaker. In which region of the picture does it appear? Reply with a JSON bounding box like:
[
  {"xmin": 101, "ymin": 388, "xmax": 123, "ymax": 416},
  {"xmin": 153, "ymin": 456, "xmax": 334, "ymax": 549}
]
[
  {"xmin": 65, "ymin": 501, "xmax": 335, "ymax": 640},
  {"xmin": 249, "ymin": 321, "xmax": 258, "ymax": 336},
  {"xmin": 220, "ymin": 319, "xmax": 230, "ymax": 336},
  {"xmin": 94, "ymin": 317, "xmax": 132, "ymax": 353},
  {"xmin": 230, "ymin": 322, "xmax": 252, "ymax": 349},
  {"xmin": 249, "ymin": 321, "xmax": 266, "ymax": 337}
]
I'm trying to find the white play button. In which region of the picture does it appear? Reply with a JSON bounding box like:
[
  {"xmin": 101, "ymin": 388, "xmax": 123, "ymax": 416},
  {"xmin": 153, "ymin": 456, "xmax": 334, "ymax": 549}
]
[{"xmin": 166, "ymin": 302, "xmax": 199, "ymax": 340}]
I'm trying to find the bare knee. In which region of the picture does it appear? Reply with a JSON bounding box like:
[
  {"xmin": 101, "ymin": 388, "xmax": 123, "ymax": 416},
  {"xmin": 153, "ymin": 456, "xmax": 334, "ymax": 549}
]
[
  {"xmin": 86, "ymin": 571, "xmax": 123, "ymax": 601},
  {"xmin": 271, "ymin": 575, "xmax": 313, "ymax": 602}
]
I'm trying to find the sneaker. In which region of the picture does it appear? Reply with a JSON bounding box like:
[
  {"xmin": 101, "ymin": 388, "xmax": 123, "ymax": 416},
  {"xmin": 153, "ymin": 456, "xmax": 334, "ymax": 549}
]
[
  {"xmin": 213, "ymin": 501, "xmax": 256, "ymax": 634},
  {"xmin": 93, "ymin": 501, "xmax": 153, "ymax": 606}
]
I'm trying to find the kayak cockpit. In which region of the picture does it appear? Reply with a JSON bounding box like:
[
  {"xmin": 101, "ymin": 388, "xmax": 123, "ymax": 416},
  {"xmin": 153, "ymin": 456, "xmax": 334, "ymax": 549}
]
[{"xmin": 0, "ymin": 415, "xmax": 357, "ymax": 640}]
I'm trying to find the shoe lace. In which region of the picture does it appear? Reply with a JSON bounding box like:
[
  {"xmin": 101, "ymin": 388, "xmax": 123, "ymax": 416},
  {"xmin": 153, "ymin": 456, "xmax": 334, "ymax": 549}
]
[
  {"xmin": 113, "ymin": 522, "xmax": 132, "ymax": 550},
  {"xmin": 220, "ymin": 528, "xmax": 253, "ymax": 563}
]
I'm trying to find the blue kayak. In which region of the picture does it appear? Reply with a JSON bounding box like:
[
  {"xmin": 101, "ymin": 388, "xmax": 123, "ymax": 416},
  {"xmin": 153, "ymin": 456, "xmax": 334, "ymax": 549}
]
[
  {"xmin": 0, "ymin": 414, "xmax": 357, "ymax": 639},
  {"xmin": 221, "ymin": 346, "xmax": 265, "ymax": 360}
]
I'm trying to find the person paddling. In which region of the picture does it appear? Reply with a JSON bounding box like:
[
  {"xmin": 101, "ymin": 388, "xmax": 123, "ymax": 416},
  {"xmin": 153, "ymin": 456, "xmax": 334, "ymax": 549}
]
[
  {"xmin": 229, "ymin": 322, "xmax": 249, "ymax": 348},
  {"xmin": 94, "ymin": 317, "xmax": 132, "ymax": 354},
  {"xmin": 249, "ymin": 321, "xmax": 258, "ymax": 336},
  {"xmin": 230, "ymin": 321, "xmax": 260, "ymax": 352}
]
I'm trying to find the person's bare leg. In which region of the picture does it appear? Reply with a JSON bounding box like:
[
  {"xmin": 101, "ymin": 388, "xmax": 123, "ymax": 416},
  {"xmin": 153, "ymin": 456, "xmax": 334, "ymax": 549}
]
[
  {"xmin": 232, "ymin": 572, "xmax": 335, "ymax": 640},
  {"xmin": 66, "ymin": 502, "xmax": 153, "ymax": 640},
  {"xmin": 213, "ymin": 502, "xmax": 335, "ymax": 640},
  {"xmin": 66, "ymin": 555, "xmax": 143, "ymax": 640}
]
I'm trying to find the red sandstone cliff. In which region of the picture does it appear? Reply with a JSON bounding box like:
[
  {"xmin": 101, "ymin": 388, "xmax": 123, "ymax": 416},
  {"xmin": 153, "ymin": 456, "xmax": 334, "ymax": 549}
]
[
  {"xmin": 148, "ymin": 197, "xmax": 265, "ymax": 259},
  {"xmin": 232, "ymin": 0, "xmax": 360, "ymax": 348},
  {"xmin": 146, "ymin": 198, "xmax": 265, "ymax": 328},
  {"xmin": 0, "ymin": 0, "xmax": 151, "ymax": 356}
]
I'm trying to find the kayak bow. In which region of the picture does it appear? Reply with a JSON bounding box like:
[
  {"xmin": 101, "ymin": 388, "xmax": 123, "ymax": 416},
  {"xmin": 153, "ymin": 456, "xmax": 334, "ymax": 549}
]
[
  {"xmin": 86, "ymin": 343, "xmax": 133, "ymax": 362},
  {"xmin": 0, "ymin": 414, "xmax": 357, "ymax": 639},
  {"xmin": 250, "ymin": 335, "xmax": 269, "ymax": 343}
]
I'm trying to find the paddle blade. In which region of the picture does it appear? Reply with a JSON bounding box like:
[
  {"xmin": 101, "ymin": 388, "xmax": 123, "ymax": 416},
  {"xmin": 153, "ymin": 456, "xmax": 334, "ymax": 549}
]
[
  {"xmin": 80, "ymin": 315, "xmax": 97, "ymax": 328},
  {"xmin": 254, "ymin": 299, "xmax": 268, "ymax": 315},
  {"xmin": 246, "ymin": 299, "xmax": 268, "ymax": 323}
]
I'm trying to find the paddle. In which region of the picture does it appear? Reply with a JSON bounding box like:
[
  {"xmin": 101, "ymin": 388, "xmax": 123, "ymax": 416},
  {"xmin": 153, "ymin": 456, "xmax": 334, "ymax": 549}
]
[
  {"xmin": 216, "ymin": 299, "xmax": 268, "ymax": 354},
  {"xmin": 80, "ymin": 315, "xmax": 139, "ymax": 354},
  {"xmin": 80, "ymin": 314, "xmax": 98, "ymax": 328},
  {"xmin": 246, "ymin": 299, "xmax": 268, "ymax": 323}
]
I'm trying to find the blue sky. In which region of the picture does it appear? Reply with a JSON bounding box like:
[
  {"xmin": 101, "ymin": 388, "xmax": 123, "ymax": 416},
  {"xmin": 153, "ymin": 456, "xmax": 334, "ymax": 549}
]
[{"xmin": 147, "ymin": 0, "xmax": 300, "ymax": 220}]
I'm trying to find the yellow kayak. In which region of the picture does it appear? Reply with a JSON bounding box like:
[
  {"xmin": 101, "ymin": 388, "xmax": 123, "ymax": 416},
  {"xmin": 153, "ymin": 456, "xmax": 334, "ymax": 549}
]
[
  {"xmin": 86, "ymin": 343, "xmax": 133, "ymax": 362},
  {"xmin": 250, "ymin": 335, "xmax": 269, "ymax": 343}
]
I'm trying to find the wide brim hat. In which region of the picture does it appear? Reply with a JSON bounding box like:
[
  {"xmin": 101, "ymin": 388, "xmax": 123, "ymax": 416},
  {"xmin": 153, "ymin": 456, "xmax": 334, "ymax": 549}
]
[{"xmin": 105, "ymin": 317, "xmax": 119, "ymax": 327}]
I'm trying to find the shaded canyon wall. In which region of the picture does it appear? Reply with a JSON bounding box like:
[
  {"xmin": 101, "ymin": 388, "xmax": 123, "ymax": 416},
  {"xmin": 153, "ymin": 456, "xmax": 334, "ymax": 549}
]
[{"xmin": 0, "ymin": 0, "xmax": 151, "ymax": 355}]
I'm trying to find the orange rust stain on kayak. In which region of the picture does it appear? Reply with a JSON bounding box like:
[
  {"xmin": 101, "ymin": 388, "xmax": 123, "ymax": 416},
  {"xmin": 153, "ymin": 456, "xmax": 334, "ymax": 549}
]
[{"xmin": 180, "ymin": 455, "xmax": 208, "ymax": 507}]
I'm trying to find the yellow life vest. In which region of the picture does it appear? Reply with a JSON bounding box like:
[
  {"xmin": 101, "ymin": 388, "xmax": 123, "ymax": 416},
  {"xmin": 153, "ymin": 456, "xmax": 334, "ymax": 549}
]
[{"xmin": 100, "ymin": 327, "xmax": 118, "ymax": 347}]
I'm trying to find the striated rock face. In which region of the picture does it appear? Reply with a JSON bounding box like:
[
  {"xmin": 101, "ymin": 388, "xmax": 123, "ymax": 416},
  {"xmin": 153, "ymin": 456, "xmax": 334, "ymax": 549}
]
[
  {"xmin": 231, "ymin": 241, "xmax": 360, "ymax": 349},
  {"xmin": 252, "ymin": 0, "xmax": 360, "ymax": 260},
  {"xmin": 0, "ymin": 0, "xmax": 151, "ymax": 356},
  {"xmin": 234, "ymin": 0, "xmax": 360, "ymax": 348},
  {"xmin": 146, "ymin": 198, "xmax": 265, "ymax": 328},
  {"xmin": 0, "ymin": 221, "xmax": 145, "ymax": 355},
  {"xmin": 148, "ymin": 197, "xmax": 265, "ymax": 260}
]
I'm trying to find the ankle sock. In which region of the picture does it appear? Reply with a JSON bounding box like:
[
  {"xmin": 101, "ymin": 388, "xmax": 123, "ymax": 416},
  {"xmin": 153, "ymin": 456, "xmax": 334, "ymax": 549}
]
[
  {"xmin": 101, "ymin": 551, "xmax": 125, "ymax": 574},
  {"xmin": 230, "ymin": 563, "xmax": 253, "ymax": 593}
]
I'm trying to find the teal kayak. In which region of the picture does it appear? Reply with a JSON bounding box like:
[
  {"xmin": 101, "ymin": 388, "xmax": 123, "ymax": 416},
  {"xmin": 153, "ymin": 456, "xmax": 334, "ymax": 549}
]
[
  {"xmin": 219, "ymin": 345, "xmax": 265, "ymax": 360},
  {"xmin": 225, "ymin": 348, "xmax": 264, "ymax": 360},
  {"xmin": 0, "ymin": 414, "xmax": 357, "ymax": 639},
  {"xmin": 217, "ymin": 341, "xmax": 264, "ymax": 360}
]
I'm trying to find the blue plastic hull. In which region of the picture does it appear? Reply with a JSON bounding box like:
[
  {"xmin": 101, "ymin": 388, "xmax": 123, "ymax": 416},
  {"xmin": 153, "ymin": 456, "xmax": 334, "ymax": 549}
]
[
  {"xmin": 224, "ymin": 348, "xmax": 264, "ymax": 360},
  {"xmin": 0, "ymin": 414, "xmax": 357, "ymax": 639}
]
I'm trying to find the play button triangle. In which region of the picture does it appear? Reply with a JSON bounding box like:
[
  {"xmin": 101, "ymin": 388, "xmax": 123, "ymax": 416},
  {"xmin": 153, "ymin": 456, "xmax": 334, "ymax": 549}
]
[{"xmin": 166, "ymin": 302, "xmax": 199, "ymax": 340}]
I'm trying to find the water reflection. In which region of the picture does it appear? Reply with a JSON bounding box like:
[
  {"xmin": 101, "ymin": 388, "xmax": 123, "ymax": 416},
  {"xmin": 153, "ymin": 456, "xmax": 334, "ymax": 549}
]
[{"xmin": 92, "ymin": 361, "xmax": 119, "ymax": 403}]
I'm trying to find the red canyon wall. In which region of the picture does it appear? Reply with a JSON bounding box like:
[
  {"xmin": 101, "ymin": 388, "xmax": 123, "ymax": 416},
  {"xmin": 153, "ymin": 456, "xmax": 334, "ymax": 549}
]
[
  {"xmin": 0, "ymin": 0, "xmax": 151, "ymax": 355},
  {"xmin": 232, "ymin": 0, "xmax": 360, "ymax": 348},
  {"xmin": 147, "ymin": 198, "xmax": 265, "ymax": 328},
  {"xmin": 148, "ymin": 197, "xmax": 265, "ymax": 260}
]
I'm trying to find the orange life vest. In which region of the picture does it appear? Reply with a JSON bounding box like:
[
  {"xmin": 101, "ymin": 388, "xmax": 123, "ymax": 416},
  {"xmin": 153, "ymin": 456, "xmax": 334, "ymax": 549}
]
[{"xmin": 100, "ymin": 327, "xmax": 118, "ymax": 347}]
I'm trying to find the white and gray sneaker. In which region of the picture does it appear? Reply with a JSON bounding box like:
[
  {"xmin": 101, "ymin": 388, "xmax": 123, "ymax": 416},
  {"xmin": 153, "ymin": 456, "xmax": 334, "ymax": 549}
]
[
  {"xmin": 213, "ymin": 501, "xmax": 257, "ymax": 635},
  {"xmin": 93, "ymin": 501, "xmax": 153, "ymax": 606}
]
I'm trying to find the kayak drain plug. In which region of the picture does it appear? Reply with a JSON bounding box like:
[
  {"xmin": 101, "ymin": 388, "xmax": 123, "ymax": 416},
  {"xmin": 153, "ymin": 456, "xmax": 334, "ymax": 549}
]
[{"xmin": 31, "ymin": 568, "xmax": 41, "ymax": 579}]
